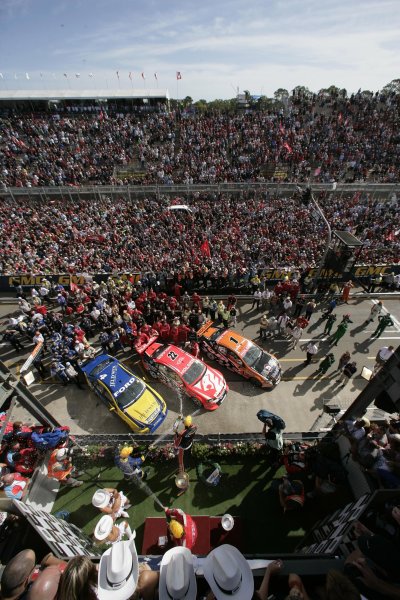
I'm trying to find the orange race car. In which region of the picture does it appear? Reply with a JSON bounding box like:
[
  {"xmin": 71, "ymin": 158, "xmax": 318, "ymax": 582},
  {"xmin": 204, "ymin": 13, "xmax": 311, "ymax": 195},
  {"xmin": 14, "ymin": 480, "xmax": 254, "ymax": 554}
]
[{"xmin": 197, "ymin": 321, "xmax": 282, "ymax": 388}]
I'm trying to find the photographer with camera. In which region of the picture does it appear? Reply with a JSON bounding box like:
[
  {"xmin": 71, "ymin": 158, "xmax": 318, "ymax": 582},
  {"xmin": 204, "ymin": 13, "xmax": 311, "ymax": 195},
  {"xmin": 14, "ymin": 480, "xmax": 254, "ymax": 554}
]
[{"xmin": 47, "ymin": 447, "xmax": 83, "ymax": 488}]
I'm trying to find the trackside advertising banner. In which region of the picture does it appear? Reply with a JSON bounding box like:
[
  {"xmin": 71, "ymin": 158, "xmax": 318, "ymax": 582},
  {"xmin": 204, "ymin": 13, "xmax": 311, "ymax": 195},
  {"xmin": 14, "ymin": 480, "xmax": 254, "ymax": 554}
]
[
  {"xmin": 260, "ymin": 265, "xmax": 400, "ymax": 282},
  {"xmin": 1, "ymin": 273, "xmax": 141, "ymax": 292},
  {"xmin": 0, "ymin": 266, "xmax": 399, "ymax": 292}
]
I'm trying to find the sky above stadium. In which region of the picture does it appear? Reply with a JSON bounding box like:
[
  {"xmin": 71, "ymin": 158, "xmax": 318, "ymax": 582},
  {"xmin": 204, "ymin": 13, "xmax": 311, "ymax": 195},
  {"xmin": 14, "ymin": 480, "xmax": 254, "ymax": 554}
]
[{"xmin": 1, "ymin": 0, "xmax": 399, "ymax": 101}]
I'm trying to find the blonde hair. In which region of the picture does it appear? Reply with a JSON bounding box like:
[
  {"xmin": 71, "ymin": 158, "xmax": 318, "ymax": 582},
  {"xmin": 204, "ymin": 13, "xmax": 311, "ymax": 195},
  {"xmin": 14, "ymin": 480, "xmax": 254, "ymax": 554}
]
[
  {"xmin": 58, "ymin": 556, "xmax": 98, "ymax": 600},
  {"xmin": 325, "ymin": 570, "xmax": 360, "ymax": 600}
]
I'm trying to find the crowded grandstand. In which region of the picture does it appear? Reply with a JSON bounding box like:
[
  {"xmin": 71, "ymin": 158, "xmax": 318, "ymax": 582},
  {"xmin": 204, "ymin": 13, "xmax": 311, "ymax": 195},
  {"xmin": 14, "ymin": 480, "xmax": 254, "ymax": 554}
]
[{"xmin": 0, "ymin": 80, "xmax": 400, "ymax": 600}]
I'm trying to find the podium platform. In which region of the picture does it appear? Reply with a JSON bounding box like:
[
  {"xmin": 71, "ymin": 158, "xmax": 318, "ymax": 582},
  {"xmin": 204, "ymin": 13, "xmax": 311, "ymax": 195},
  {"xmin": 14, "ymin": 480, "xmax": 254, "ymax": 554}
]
[{"xmin": 142, "ymin": 516, "xmax": 243, "ymax": 555}]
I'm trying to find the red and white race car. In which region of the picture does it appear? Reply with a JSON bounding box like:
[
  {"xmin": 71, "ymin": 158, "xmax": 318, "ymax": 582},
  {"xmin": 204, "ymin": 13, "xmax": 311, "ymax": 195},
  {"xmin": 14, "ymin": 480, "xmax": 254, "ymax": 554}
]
[{"xmin": 140, "ymin": 339, "xmax": 228, "ymax": 410}]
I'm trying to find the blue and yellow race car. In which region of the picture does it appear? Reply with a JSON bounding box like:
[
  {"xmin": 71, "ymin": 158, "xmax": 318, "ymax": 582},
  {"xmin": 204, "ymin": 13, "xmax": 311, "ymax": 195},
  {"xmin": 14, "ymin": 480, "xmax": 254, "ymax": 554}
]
[{"xmin": 81, "ymin": 354, "xmax": 167, "ymax": 433}]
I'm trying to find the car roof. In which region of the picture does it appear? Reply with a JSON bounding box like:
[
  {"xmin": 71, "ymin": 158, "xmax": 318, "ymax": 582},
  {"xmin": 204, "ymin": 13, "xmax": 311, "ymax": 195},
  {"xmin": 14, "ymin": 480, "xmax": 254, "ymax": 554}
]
[
  {"xmin": 150, "ymin": 343, "xmax": 195, "ymax": 374},
  {"xmin": 82, "ymin": 354, "xmax": 139, "ymax": 393},
  {"xmin": 215, "ymin": 329, "xmax": 252, "ymax": 355}
]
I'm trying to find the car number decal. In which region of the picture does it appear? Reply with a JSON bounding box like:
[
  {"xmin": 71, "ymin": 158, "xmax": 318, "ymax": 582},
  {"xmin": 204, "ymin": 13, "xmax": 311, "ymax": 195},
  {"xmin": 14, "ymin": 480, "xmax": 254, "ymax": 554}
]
[{"xmin": 167, "ymin": 351, "xmax": 178, "ymax": 361}]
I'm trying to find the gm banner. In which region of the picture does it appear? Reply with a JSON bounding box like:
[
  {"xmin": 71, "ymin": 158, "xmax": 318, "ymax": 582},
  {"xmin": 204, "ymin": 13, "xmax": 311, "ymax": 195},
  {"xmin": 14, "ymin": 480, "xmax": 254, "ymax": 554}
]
[
  {"xmin": 0, "ymin": 266, "xmax": 399, "ymax": 292},
  {"xmin": 0, "ymin": 272, "xmax": 141, "ymax": 293},
  {"xmin": 260, "ymin": 265, "xmax": 400, "ymax": 283}
]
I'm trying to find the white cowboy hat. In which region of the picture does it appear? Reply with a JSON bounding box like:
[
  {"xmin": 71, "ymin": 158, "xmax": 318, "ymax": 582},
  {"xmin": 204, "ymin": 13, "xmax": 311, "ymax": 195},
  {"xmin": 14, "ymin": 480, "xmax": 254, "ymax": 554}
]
[
  {"xmin": 92, "ymin": 489, "xmax": 110, "ymax": 509},
  {"xmin": 55, "ymin": 448, "xmax": 68, "ymax": 461},
  {"xmin": 98, "ymin": 538, "xmax": 139, "ymax": 600},
  {"xmin": 159, "ymin": 547, "xmax": 197, "ymax": 600},
  {"xmin": 94, "ymin": 515, "xmax": 114, "ymax": 541},
  {"xmin": 203, "ymin": 544, "xmax": 254, "ymax": 600}
]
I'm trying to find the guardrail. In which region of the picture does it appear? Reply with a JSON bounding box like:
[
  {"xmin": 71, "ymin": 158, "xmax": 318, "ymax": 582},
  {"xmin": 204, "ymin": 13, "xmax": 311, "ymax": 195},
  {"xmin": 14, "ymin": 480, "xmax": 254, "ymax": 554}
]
[{"xmin": 0, "ymin": 182, "xmax": 399, "ymax": 199}]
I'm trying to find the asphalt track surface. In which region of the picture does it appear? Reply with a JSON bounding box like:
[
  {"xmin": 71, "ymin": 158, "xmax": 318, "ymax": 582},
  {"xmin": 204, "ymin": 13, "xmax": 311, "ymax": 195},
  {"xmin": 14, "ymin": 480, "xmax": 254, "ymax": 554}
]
[{"xmin": 1, "ymin": 296, "xmax": 400, "ymax": 435}]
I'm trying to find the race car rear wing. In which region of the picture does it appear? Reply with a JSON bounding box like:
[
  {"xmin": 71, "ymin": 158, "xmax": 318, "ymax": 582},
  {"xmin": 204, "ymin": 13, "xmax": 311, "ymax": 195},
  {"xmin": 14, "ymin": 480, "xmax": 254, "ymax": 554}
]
[
  {"xmin": 135, "ymin": 333, "xmax": 159, "ymax": 355},
  {"xmin": 196, "ymin": 320, "xmax": 215, "ymax": 337}
]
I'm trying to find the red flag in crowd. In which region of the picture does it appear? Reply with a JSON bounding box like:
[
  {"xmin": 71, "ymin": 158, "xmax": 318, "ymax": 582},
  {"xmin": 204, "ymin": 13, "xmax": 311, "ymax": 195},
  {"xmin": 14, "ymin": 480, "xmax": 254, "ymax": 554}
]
[
  {"xmin": 176, "ymin": 72, "xmax": 182, "ymax": 80},
  {"xmin": 386, "ymin": 231, "xmax": 395, "ymax": 241},
  {"xmin": 314, "ymin": 166, "xmax": 321, "ymax": 176},
  {"xmin": 200, "ymin": 239, "xmax": 211, "ymax": 258},
  {"xmin": 279, "ymin": 123, "xmax": 285, "ymax": 135},
  {"xmin": 283, "ymin": 142, "xmax": 292, "ymax": 153},
  {"xmin": 70, "ymin": 281, "xmax": 79, "ymax": 292}
]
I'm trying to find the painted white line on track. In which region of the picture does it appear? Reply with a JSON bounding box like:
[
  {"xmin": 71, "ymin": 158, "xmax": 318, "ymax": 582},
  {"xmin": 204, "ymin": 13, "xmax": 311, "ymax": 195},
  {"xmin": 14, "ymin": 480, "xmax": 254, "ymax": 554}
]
[{"xmin": 371, "ymin": 299, "xmax": 400, "ymax": 332}]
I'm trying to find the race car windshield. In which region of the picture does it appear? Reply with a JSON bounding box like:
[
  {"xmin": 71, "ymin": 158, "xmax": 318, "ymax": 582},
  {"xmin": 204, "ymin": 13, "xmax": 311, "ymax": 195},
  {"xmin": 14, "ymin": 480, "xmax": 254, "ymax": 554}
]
[
  {"xmin": 89, "ymin": 357, "xmax": 115, "ymax": 378},
  {"xmin": 182, "ymin": 361, "xmax": 206, "ymax": 385},
  {"xmin": 116, "ymin": 381, "xmax": 146, "ymax": 409},
  {"xmin": 243, "ymin": 344, "xmax": 263, "ymax": 368}
]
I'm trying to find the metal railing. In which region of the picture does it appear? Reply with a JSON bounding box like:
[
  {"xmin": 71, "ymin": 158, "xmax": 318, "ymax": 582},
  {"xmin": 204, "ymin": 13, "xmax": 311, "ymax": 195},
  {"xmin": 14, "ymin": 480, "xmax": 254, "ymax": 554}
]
[{"xmin": 0, "ymin": 182, "xmax": 399, "ymax": 201}]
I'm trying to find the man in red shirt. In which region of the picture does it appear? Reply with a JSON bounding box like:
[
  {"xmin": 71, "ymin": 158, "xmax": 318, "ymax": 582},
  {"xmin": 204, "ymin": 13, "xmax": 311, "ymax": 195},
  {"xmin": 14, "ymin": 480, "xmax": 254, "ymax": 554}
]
[{"xmin": 164, "ymin": 507, "xmax": 198, "ymax": 550}]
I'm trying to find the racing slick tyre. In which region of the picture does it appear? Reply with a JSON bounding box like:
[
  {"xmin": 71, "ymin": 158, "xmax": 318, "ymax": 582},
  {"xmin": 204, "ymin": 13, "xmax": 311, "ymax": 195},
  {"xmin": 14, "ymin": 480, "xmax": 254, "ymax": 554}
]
[{"xmin": 250, "ymin": 378, "xmax": 262, "ymax": 388}]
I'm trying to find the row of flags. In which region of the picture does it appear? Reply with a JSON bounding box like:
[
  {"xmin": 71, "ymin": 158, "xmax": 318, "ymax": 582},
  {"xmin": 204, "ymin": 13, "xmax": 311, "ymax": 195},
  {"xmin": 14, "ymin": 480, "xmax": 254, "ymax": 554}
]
[{"xmin": 0, "ymin": 71, "xmax": 183, "ymax": 81}]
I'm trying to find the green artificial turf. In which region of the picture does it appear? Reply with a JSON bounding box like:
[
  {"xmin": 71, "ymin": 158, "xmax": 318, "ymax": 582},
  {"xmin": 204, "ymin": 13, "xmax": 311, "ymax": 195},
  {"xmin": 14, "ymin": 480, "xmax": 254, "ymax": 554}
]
[{"xmin": 52, "ymin": 455, "xmax": 353, "ymax": 555}]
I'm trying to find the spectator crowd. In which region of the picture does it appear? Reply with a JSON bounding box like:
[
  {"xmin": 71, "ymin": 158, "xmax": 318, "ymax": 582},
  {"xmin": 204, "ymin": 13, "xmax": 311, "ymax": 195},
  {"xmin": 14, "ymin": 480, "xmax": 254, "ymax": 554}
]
[
  {"xmin": 0, "ymin": 189, "xmax": 399, "ymax": 278},
  {"xmin": 1, "ymin": 89, "xmax": 400, "ymax": 187}
]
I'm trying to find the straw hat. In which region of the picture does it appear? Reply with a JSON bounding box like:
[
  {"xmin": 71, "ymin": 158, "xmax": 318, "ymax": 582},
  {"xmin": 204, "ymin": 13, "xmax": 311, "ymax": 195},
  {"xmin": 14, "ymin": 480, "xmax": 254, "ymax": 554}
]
[
  {"xmin": 94, "ymin": 515, "xmax": 114, "ymax": 541},
  {"xmin": 159, "ymin": 547, "xmax": 197, "ymax": 600},
  {"xmin": 92, "ymin": 489, "xmax": 111, "ymax": 509},
  {"xmin": 203, "ymin": 544, "xmax": 254, "ymax": 600},
  {"xmin": 98, "ymin": 539, "xmax": 139, "ymax": 600}
]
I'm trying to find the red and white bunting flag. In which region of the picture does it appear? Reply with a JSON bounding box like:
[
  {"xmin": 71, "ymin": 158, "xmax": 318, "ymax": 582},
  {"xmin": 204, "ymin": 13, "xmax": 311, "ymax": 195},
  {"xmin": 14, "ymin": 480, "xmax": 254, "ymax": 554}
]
[
  {"xmin": 154, "ymin": 72, "xmax": 158, "ymax": 80},
  {"xmin": 116, "ymin": 71, "xmax": 119, "ymax": 79},
  {"xmin": 176, "ymin": 71, "xmax": 182, "ymax": 80},
  {"xmin": 129, "ymin": 72, "xmax": 132, "ymax": 80},
  {"xmin": 141, "ymin": 72, "xmax": 146, "ymax": 80}
]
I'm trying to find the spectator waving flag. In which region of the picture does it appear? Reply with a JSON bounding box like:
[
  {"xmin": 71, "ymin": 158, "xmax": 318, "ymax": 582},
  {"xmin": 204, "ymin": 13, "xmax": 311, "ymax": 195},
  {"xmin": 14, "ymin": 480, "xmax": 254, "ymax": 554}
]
[
  {"xmin": 176, "ymin": 71, "xmax": 182, "ymax": 80},
  {"xmin": 283, "ymin": 142, "xmax": 292, "ymax": 153},
  {"xmin": 200, "ymin": 239, "xmax": 211, "ymax": 258}
]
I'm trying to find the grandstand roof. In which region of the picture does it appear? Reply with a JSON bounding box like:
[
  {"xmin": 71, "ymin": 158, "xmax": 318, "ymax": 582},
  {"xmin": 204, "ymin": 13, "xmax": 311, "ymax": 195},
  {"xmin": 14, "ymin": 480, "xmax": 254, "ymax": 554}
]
[{"xmin": 0, "ymin": 89, "xmax": 169, "ymax": 101}]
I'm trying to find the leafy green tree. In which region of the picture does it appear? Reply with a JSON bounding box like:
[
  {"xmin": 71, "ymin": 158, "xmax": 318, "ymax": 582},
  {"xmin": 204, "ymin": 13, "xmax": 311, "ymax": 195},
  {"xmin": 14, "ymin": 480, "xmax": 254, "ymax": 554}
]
[
  {"xmin": 194, "ymin": 99, "xmax": 208, "ymax": 112},
  {"xmin": 292, "ymin": 85, "xmax": 312, "ymax": 98},
  {"xmin": 318, "ymin": 85, "xmax": 341, "ymax": 97},
  {"xmin": 183, "ymin": 96, "xmax": 193, "ymax": 107},
  {"xmin": 274, "ymin": 88, "xmax": 289, "ymax": 102},
  {"xmin": 382, "ymin": 79, "xmax": 400, "ymax": 94}
]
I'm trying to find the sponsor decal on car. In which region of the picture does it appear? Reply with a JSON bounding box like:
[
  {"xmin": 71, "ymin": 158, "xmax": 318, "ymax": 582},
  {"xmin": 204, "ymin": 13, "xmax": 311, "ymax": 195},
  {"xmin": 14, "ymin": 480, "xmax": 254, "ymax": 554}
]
[
  {"xmin": 114, "ymin": 376, "xmax": 136, "ymax": 397},
  {"xmin": 109, "ymin": 364, "xmax": 118, "ymax": 388}
]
